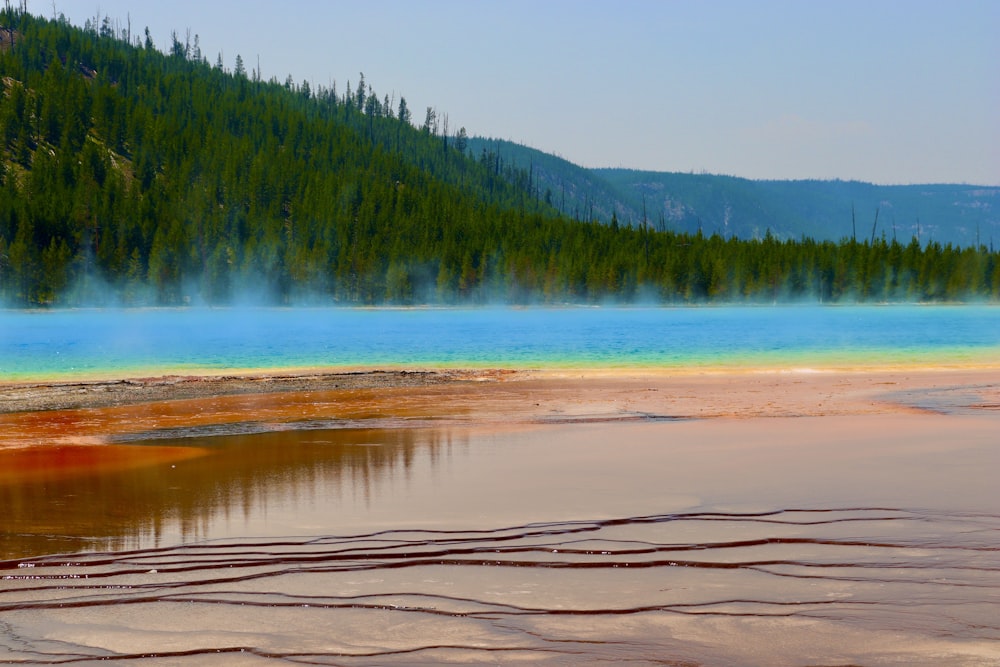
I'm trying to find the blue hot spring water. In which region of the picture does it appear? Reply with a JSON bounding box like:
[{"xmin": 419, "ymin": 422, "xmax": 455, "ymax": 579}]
[{"xmin": 1, "ymin": 305, "xmax": 998, "ymax": 380}]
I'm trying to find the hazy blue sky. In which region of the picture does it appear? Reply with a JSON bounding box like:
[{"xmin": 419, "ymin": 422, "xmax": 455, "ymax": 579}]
[{"xmin": 48, "ymin": 0, "xmax": 998, "ymax": 185}]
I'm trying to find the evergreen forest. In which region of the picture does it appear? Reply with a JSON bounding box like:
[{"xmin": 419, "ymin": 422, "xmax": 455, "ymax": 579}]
[{"xmin": 1, "ymin": 10, "xmax": 998, "ymax": 307}]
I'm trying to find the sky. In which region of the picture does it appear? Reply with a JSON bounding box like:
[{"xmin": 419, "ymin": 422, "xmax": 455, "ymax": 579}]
[{"xmin": 43, "ymin": 0, "xmax": 999, "ymax": 185}]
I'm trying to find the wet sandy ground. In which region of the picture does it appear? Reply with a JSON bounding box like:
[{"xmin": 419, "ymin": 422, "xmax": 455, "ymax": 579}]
[{"xmin": 1, "ymin": 367, "xmax": 999, "ymax": 666}]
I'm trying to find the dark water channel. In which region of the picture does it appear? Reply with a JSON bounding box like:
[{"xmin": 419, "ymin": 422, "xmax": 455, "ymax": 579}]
[{"xmin": 2, "ymin": 414, "xmax": 999, "ymax": 666}]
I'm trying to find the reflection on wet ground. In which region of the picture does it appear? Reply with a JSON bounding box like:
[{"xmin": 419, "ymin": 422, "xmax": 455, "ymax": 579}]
[
  {"xmin": 0, "ymin": 427, "xmax": 461, "ymax": 559},
  {"xmin": 2, "ymin": 407, "xmax": 999, "ymax": 665}
]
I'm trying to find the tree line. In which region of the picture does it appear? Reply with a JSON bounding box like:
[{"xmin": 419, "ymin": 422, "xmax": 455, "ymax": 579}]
[{"xmin": 1, "ymin": 10, "xmax": 998, "ymax": 306}]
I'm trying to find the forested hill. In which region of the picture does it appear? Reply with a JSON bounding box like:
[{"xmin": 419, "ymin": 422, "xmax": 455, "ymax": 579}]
[
  {"xmin": 0, "ymin": 10, "xmax": 555, "ymax": 306},
  {"xmin": 470, "ymin": 139, "xmax": 999, "ymax": 248},
  {"xmin": 1, "ymin": 11, "xmax": 998, "ymax": 306}
]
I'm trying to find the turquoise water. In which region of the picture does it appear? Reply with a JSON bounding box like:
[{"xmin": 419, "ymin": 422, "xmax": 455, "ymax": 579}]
[{"xmin": 2, "ymin": 305, "xmax": 999, "ymax": 380}]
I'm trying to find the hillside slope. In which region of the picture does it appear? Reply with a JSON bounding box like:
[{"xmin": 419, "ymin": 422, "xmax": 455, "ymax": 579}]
[
  {"xmin": 0, "ymin": 12, "xmax": 554, "ymax": 305},
  {"xmin": 1, "ymin": 11, "xmax": 997, "ymax": 306}
]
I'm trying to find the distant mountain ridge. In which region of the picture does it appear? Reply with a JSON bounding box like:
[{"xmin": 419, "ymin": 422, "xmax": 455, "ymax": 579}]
[{"xmin": 468, "ymin": 138, "xmax": 999, "ymax": 248}]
